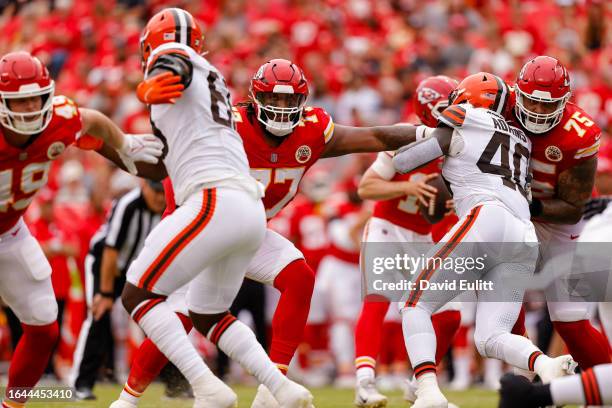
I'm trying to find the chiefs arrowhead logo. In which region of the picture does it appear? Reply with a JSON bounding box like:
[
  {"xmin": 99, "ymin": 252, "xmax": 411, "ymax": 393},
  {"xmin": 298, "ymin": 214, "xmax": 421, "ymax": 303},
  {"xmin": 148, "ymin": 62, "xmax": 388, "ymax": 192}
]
[
  {"xmin": 545, "ymin": 145, "xmax": 563, "ymax": 162},
  {"xmin": 295, "ymin": 145, "xmax": 312, "ymax": 164},
  {"xmin": 417, "ymin": 87, "xmax": 442, "ymax": 105},
  {"xmin": 47, "ymin": 141, "xmax": 66, "ymax": 160}
]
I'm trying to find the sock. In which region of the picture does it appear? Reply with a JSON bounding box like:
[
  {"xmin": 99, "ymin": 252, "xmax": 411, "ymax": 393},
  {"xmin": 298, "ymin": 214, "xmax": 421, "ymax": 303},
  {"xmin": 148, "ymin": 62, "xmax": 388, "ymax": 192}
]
[
  {"xmin": 432, "ymin": 310, "xmax": 461, "ymax": 364},
  {"xmin": 477, "ymin": 331, "xmax": 541, "ymax": 371},
  {"xmin": 452, "ymin": 354, "xmax": 471, "ymax": 384},
  {"xmin": 550, "ymin": 364, "xmax": 612, "ymax": 405},
  {"xmin": 511, "ymin": 306, "xmax": 526, "ymax": 335},
  {"xmin": 355, "ymin": 300, "xmax": 388, "ymax": 365},
  {"xmin": 133, "ymin": 299, "xmax": 211, "ymax": 384},
  {"xmin": 330, "ymin": 321, "xmax": 355, "ymax": 369},
  {"xmin": 483, "ymin": 358, "xmax": 502, "ymax": 387},
  {"xmin": 209, "ymin": 315, "xmax": 286, "ymax": 394},
  {"xmin": 271, "ymin": 260, "xmax": 315, "ymax": 375},
  {"xmin": 401, "ymin": 307, "xmax": 436, "ymax": 368},
  {"xmin": 120, "ymin": 312, "xmax": 193, "ymax": 404},
  {"xmin": 5, "ymin": 322, "xmax": 58, "ymax": 404},
  {"xmin": 553, "ymin": 320, "xmax": 612, "ymax": 369}
]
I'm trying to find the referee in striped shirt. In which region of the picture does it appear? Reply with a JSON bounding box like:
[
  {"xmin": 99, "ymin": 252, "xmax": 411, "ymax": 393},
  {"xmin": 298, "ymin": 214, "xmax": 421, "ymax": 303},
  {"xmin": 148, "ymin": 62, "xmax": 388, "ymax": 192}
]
[{"xmin": 72, "ymin": 179, "xmax": 165, "ymax": 400}]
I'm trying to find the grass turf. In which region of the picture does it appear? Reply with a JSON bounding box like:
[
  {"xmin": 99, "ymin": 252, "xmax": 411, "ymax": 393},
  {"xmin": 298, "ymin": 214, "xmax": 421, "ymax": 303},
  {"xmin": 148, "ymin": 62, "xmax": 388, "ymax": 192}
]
[{"xmin": 45, "ymin": 384, "xmax": 500, "ymax": 408}]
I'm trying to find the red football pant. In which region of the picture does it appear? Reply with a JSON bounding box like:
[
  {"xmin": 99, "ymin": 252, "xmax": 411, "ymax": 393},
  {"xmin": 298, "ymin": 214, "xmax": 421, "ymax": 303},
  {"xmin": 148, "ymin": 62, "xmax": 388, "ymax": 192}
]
[{"xmin": 553, "ymin": 320, "xmax": 611, "ymax": 369}]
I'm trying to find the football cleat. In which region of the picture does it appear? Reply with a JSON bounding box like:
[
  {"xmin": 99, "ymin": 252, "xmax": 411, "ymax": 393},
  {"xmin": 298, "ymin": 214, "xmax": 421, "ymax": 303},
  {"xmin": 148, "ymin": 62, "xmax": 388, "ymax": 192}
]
[
  {"xmin": 354, "ymin": 378, "xmax": 387, "ymax": 408},
  {"xmin": 272, "ymin": 378, "xmax": 314, "ymax": 408},
  {"xmin": 109, "ymin": 400, "xmax": 138, "ymax": 408},
  {"xmin": 498, "ymin": 373, "xmax": 553, "ymax": 408},
  {"xmin": 536, "ymin": 354, "xmax": 576, "ymax": 384},
  {"xmin": 192, "ymin": 374, "xmax": 237, "ymax": 408},
  {"xmin": 251, "ymin": 384, "xmax": 279, "ymax": 408},
  {"xmin": 412, "ymin": 374, "xmax": 448, "ymax": 408}
]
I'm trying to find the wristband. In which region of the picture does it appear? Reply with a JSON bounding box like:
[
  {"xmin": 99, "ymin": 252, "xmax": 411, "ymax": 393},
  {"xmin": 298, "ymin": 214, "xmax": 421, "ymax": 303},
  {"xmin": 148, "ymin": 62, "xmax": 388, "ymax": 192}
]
[
  {"xmin": 529, "ymin": 198, "xmax": 543, "ymax": 217},
  {"xmin": 99, "ymin": 291, "xmax": 115, "ymax": 299}
]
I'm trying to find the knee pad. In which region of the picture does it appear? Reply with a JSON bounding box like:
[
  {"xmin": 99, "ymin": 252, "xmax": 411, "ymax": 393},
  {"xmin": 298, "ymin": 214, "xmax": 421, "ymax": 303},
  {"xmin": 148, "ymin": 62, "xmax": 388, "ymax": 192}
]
[
  {"xmin": 473, "ymin": 328, "xmax": 504, "ymax": 358},
  {"xmin": 23, "ymin": 294, "xmax": 58, "ymax": 326},
  {"xmin": 548, "ymin": 302, "xmax": 594, "ymax": 322}
]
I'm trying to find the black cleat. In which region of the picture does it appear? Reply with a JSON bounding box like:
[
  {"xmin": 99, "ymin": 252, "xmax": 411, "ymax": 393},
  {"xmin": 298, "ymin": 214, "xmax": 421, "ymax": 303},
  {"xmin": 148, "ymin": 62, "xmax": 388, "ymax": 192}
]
[{"xmin": 499, "ymin": 373, "xmax": 553, "ymax": 408}]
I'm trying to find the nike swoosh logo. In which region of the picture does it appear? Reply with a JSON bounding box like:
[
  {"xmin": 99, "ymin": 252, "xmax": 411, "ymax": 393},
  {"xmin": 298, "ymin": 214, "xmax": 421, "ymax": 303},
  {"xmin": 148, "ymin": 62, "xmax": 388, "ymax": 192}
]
[
  {"xmin": 10, "ymin": 227, "xmax": 20, "ymax": 237},
  {"xmin": 570, "ymin": 234, "xmax": 579, "ymax": 240}
]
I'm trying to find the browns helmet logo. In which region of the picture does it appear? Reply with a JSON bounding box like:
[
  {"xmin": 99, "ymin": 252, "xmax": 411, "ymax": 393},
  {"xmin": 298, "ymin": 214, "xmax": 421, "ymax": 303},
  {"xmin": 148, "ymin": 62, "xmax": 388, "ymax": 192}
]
[
  {"xmin": 417, "ymin": 87, "xmax": 442, "ymax": 105},
  {"xmin": 545, "ymin": 145, "xmax": 563, "ymax": 162},
  {"xmin": 295, "ymin": 145, "xmax": 312, "ymax": 163},
  {"xmin": 47, "ymin": 141, "xmax": 66, "ymax": 160}
]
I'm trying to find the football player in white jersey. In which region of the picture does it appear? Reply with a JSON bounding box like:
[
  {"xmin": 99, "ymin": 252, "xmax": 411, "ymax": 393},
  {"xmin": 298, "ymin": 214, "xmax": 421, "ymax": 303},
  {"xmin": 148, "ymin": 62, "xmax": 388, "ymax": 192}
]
[
  {"xmin": 117, "ymin": 8, "xmax": 313, "ymax": 408},
  {"xmin": 392, "ymin": 73, "xmax": 574, "ymax": 408}
]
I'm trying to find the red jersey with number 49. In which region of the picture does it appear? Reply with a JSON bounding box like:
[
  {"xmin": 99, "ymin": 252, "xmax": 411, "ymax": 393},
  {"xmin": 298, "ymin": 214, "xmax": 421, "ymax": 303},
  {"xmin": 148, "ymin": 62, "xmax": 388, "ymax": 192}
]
[
  {"xmin": 528, "ymin": 102, "xmax": 601, "ymax": 199},
  {"xmin": 0, "ymin": 96, "xmax": 83, "ymax": 233},
  {"xmin": 370, "ymin": 151, "xmax": 441, "ymax": 235},
  {"xmin": 234, "ymin": 104, "xmax": 334, "ymax": 220}
]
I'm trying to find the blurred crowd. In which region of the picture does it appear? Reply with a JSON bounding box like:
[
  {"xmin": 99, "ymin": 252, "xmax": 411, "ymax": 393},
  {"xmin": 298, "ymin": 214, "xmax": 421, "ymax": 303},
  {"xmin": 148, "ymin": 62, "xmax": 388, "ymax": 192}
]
[{"xmin": 0, "ymin": 0, "xmax": 610, "ymax": 389}]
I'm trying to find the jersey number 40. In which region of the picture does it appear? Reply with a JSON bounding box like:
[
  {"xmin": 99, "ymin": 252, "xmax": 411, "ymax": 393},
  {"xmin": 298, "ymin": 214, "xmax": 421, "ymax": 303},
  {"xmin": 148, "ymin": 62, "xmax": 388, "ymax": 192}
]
[{"xmin": 477, "ymin": 131, "xmax": 530, "ymax": 197}]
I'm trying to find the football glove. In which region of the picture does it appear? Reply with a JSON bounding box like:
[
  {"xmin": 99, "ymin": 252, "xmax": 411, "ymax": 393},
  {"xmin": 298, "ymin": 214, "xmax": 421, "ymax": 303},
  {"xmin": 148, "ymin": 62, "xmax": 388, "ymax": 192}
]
[
  {"xmin": 137, "ymin": 71, "xmax": 184, "ymax": 105},
  {"xmin": 118, "ymin": 134, "xmax": 164, "ymax": 175}
]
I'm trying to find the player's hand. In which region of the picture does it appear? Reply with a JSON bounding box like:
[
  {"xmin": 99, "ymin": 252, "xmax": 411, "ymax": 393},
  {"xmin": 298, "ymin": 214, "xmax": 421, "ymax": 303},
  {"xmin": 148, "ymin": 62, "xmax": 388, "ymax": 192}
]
[
  {"xmin": 91, "ymin": 294, "xmax": 114, "ymax": 321},
  {"xmin": 583, "ymin": 197, "xmax": 611, "ymax": 220},
  {"xmin": 444, "ymin": 199, "xmax": 455, "ymax": 216},
  {"xmin": 137, "ymin": 71, "xmax": 184, "ymax": 105},
  {"xmin": 406, "ymin": 173, "xmax": 438, "ymax": 206},
  {"xmin": 118, "ymin": 133, "xmax": 164, "ymax": 174}
]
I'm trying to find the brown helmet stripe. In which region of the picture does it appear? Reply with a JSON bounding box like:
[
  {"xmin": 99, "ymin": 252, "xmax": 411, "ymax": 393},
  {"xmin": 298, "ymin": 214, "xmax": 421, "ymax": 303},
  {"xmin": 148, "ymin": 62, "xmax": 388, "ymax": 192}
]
[{"xmin": 492, "ymin": 74, "xmax": 509, "ymax": 114}]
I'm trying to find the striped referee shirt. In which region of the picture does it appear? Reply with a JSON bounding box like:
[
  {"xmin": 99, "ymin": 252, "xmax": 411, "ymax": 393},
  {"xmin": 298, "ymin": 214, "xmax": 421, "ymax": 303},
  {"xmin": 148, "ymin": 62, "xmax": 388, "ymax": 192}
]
[{"xmin": 89, "ymin": 188, "xmax": 161, "ymax": 275}]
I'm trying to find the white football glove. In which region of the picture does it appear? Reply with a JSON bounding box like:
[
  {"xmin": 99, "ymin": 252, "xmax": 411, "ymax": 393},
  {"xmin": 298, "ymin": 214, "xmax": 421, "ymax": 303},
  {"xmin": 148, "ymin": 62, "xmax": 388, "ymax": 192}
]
[{"xmin": 118, "ymin": 134, "xmax": 164, "ymax": 175}]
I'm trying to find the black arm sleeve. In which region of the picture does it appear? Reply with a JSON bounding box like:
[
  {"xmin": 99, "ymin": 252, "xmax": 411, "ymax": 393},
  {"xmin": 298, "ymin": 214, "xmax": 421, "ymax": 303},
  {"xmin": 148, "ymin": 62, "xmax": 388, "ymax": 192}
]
[{"xmin": 148, "ymin": 53, "xmax": 194, "ymax": 89}]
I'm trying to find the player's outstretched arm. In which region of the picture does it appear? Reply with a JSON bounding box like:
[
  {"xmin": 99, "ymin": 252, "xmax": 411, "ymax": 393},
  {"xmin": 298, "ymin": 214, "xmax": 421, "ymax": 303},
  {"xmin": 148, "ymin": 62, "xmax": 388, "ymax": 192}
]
[
  {"xmin": 94, "ymin": 142, "xmax": 169, "ymax": 182},
  {"xmin": 321, "ymin": 124, "xmax": 421, "ymax": 158},
  {"xmin": 392, "ymin": 126, "xmax": 454, "ymax": 174},
  {"xmin": 531, "ymin": 157, "xmax": 597, "ymax": 224},
  {"xmin": 80, "ymin": 108, "xmax": 164, "ymax": 174},
  {"xmin": 358, "ymin": 161, "xmax": 438, "ymax": 204}
]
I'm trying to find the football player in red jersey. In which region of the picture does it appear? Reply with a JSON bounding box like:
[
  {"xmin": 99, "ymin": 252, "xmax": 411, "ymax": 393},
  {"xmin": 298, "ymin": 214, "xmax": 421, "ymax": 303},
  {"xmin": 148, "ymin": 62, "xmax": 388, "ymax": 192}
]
[
  {"xmin": 111, "ymin": 58, "xmax": 432, "ymax": 408},
  {"xmin": 511, "ymin": 56, "xmax": 610, "ymax": 370},
  {"xmin": 354, "ymin": 76, "xmax": 462, "ymax": 408},
  {"xmin": 0, "ymin": 51, "xmax": 162, "ymax": 407}
]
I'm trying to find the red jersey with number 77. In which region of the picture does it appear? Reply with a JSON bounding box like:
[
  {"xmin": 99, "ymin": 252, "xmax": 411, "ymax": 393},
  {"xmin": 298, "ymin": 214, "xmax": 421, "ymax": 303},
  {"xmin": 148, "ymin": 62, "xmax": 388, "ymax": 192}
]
[
  {"xmin": 163, "ymin": 103, "xmax": 335, "ymax": 220},
  {"xmin": 0, "ymin": 96, "xmax": 92, "ymax": 234},
  {"xmin": 527, "ymin": 102, "xmax": 601, "ymax": 200},
  {"xmin": 234, "ymin": 104, "xmax": 334, "ymax": 220}
]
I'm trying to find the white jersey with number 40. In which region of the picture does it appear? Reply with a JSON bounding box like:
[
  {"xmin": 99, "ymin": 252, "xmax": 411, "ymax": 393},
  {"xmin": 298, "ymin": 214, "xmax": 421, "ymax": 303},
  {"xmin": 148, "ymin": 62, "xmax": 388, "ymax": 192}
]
[
  {"xmin": 146, "ymin": 42, "xmax": 263, "ymax": 205},
  {"xmin": 439, "ymin": 104, "xmax": 532, "ymax": 220}
]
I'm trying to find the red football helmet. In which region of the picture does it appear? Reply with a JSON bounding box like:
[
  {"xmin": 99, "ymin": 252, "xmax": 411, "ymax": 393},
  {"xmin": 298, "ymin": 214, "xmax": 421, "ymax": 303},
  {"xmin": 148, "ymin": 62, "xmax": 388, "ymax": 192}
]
[
  {"xmin": 140, "ymin": 8, "xmax": 203, "ymax": 70},
  {"xmin": 250, "ymin": 59, "xmax": 309, "ymax": 137},
  {"xmin": 449, "ymin": 72, "xmax": 511, "ymax": 116},
  {"xmin": 413, "ymin": 75, "xmax": 458, "ymax": 127},
  {"xmin": 0, "ymin": 51, "xmax": 55, "ymax": 135},
  {"xmin": 515, "ymin": 56, "xmax": 570, "ymax": 134}
]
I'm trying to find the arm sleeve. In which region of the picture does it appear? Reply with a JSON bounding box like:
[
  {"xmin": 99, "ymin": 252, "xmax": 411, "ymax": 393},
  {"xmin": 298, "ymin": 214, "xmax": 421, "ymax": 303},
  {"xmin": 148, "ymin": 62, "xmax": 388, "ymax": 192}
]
[
  {"xmin": 369, "ymin": 152, "xmax": 396, "ymax": 180},
  {"xmin": 148, "ymin": 51, "xmax": 194, "ymax": 88}
]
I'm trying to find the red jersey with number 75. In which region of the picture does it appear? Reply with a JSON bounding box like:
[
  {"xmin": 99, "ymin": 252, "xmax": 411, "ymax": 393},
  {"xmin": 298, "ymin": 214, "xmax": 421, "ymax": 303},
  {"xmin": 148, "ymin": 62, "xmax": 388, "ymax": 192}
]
[
  {"xmin": 528, "ymin": 102, "xmax": 601, "ymax": 199},
  {"xmin": 0, "ymin": 96, "xmax": 88, "ymax": 234},
  {"xmin": 234, "ymin": 104, "xmax": 335, "ymax": 219}
]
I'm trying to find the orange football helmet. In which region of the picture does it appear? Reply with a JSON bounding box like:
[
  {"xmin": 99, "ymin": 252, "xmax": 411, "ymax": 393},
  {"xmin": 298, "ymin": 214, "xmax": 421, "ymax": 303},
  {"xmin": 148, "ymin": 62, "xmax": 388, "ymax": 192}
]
[
  {"xmin": 449, "ymin": 72, "xmax": 512, "ymax": 118},
  {"xmin": 140, "ymin": 8, "xmax": 203, "ymax": 70}
]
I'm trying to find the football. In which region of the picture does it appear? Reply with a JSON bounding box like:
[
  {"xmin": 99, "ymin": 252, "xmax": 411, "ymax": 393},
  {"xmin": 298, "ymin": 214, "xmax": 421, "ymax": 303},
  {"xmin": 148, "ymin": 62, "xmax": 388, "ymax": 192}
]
[{"xmin": 419, "ymin": 174, "xmax": 452, "ymax": 224}]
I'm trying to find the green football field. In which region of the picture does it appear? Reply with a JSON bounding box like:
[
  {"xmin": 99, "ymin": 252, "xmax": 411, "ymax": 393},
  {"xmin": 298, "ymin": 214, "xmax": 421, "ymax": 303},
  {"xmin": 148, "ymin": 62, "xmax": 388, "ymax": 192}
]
[{"xmin": 45, "ymin": 384, "xmax": 500, "ymax": 408}]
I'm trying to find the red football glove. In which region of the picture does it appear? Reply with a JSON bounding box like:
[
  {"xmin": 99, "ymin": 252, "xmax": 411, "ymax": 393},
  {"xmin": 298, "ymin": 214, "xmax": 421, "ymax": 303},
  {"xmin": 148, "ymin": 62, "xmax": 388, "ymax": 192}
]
[{"xmin": 137, "ymin": 71, "xmax": 184, "ymax": 105}]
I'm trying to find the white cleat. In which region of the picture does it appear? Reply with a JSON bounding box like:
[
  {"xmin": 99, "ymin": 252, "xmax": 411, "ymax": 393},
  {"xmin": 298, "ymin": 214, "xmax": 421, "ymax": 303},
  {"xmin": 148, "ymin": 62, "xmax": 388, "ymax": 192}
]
[
  {"xmin": 109, "ymin": 400, "xmax": 138, "ymax": 408},
  {"xmin": 412, "ymin": 374, "xmax": 448, "ymax": 408},
  {"xmin": 354, "ymin": 379, "xmax": 387, "ymax": 408},
  {"xmin": 251, "ymin": 384, "xmax": 280, "ymax": 408},
  {"xmin": 192, "ymin": 374, "xmax": 237, "ymax": 408},
  {"xmin": 273, "ymin": 378, "xmax": 314, "ymax": 408},
  {"xmin": 536, "ymin": 354, "xmax": 576, "ymax": 384}
]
